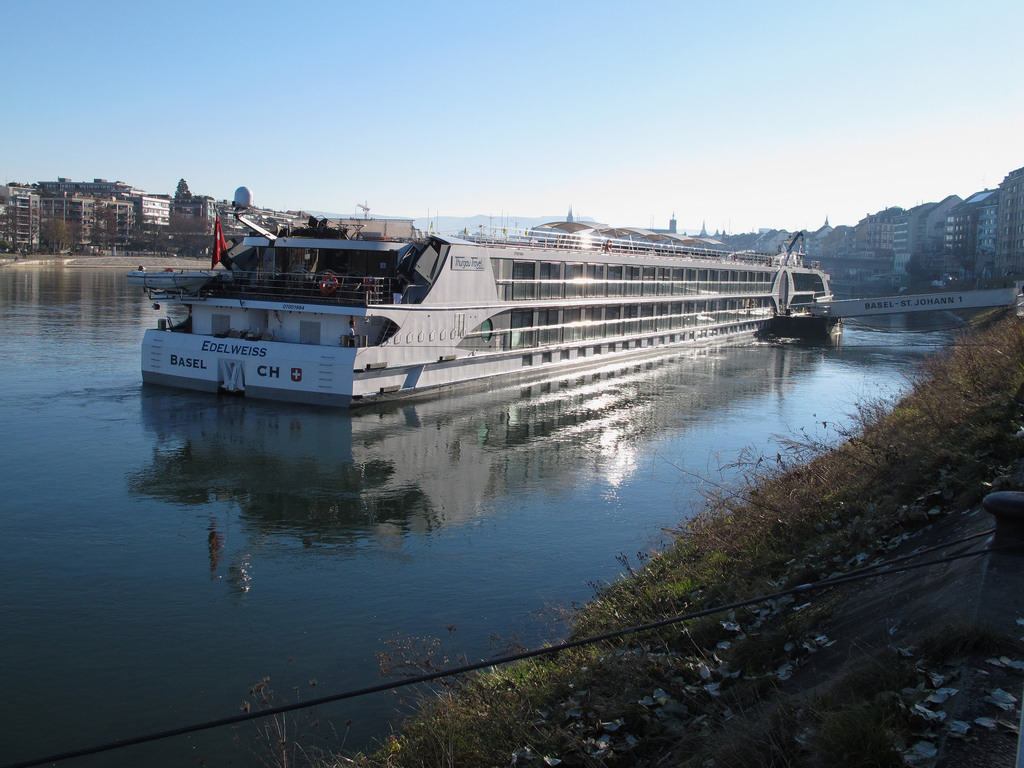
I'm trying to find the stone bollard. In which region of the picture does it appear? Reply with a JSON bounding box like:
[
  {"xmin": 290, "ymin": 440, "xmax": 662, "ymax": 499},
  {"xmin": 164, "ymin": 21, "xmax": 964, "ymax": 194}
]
[{"xmin": 982, "ymin": 491, "xmax": 1024, "ymax": 553}]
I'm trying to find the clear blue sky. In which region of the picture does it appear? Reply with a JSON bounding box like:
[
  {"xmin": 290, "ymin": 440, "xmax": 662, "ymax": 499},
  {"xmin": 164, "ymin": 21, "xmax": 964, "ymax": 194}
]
[{"xmin": 4, "ymin": 0, "xmax": 1022, "ymax": 233}]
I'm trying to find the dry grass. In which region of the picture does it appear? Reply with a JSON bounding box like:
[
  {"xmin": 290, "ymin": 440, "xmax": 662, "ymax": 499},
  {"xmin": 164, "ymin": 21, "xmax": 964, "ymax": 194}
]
[{"xmin": 335, "ymin": 311, "xmax": 1024, "ymax": 768}]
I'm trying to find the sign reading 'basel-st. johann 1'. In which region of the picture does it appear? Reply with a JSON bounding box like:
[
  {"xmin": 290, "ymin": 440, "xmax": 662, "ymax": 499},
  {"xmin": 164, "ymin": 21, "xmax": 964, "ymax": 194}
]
[{"xmin": 809, "ymin": 286, "xmax": 1023, "ymax": 319}]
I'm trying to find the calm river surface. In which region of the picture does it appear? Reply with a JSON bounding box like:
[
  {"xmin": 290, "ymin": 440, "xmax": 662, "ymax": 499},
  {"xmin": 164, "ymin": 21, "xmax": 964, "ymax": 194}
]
[{"xmin": 0, "ymin": 267, "xmax": 956, "ymax": 766}]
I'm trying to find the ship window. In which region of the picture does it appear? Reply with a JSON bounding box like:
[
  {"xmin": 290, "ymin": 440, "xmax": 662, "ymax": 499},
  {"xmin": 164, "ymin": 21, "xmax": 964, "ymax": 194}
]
[
  {"xmin": 642, "ymin": 266, "xmax": 657, "ymax": 296},
  {"xmin": 671, "ymin": 268, "xmax": 683, "ymax": 294},
  {"xmin": 480, "ymin": 318, "xmax": 493, "ymax": 342},
  {"xmin": 492, "ymin": 258, "xmax": 511, "ymax": 299},
  {"xmin": 539, "ymin": 262, "xmax": 562, "ymax": 299},
  {"xmin": 413, "ymin": 244, "xmax": 442, "ymax": 282},
  {"xmin": 605, "ymin": 305, "xmax": 621, "ymax": 337},
  {"xmin": 624, "ymin": 305, "xmax": 641, "ymax": 335},
  {"xmin": 793, "ymin": 273, "xmax": 825, "ymax": 293},
  {"xmin": 628, "ymin": 266, "xmax": 642, "ymax": 296},
  {"xmin": 538, "ymin": 308, "xmax": 561, "ymax": 345},
  {"xmin": 658, "ymin": 267, "xmax": 672, "ymax": 295},
  {"xmin": 641, "ymin": 303, "xmax": 656, "ymax": 332},
  {"xmin": 512, "ymin": 261, "xmax": 536, "ymax": 300},
  {"xmin": 563, "ymin": 308, "xmax": 582, "ymax": 341},
  {"xmin": 607, "ymin": 265, "xmax": 623, "ymax": 297},
  {"xmin": 510, "ymin": 309, "xmax": 534, "ymax": 348},
  {"xmin": 670, "ymin": 302, "xmax": 683, "ymax": 329},
  {"xmin": 212, "ymin": 313, "xmax": 230, "ymax": 335},
  {"xmin": 565, "ymin": 262, "xmax": 584, "ymax": 297},
  {"xmin": 299, "ymin": 320, "xmax": 321, "ymax": 345},
  {"xmin": 585, "ymin": 307, "xmax": 603, "ymax": 339}
]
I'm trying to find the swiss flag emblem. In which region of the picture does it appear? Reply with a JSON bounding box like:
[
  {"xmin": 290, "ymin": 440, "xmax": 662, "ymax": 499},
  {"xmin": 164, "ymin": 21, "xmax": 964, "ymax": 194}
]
[{"xmin": 291, "ymin": 368, "xmax": 302, "ymax": 382}]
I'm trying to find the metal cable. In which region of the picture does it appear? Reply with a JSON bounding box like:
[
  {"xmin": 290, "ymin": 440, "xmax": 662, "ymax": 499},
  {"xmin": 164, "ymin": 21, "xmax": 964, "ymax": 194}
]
[{"xmin": 2, "ymin": 528, "xmax": 1010, "ymax": 768}]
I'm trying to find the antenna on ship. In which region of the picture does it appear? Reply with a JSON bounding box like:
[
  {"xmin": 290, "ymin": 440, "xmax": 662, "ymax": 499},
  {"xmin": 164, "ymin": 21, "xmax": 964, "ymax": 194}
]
[
  {"xmin": 231, "ymin": 186, "xmax": 277, "ymax": 241},
  {"xmin": 233, "ymin": 186, "xmax": 253, "ymax": 210}
]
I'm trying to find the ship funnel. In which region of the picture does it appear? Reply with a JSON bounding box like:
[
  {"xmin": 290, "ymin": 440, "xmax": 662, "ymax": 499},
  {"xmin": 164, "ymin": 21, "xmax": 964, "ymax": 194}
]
[{"xmin": 233, "ymin": 186, "xmax": 253, "ymax": 209}]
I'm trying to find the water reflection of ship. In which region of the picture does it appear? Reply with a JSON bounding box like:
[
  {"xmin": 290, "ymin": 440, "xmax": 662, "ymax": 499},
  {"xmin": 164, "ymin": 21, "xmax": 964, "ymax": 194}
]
[{"xmin": 129, "ymin": 340, "xmax": 804, "ymax": 574}]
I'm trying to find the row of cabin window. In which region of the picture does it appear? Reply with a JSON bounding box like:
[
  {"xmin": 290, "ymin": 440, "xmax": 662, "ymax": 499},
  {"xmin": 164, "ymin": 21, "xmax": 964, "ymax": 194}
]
[
  {"xmin": 494, "ymin": 259, "xmax": 774, "ymax": 301},
  {"xmin": 212, "ymin": 313, "xmax": 325, "ymax": 345},
  {"xmin": 496, "ymin": 299, "xmax": 771, "ymax": 349}
]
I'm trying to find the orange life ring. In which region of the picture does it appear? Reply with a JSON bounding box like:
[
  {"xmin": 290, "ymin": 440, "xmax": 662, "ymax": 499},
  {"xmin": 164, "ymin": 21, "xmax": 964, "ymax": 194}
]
[{"xmin": 319, "ymin": 274, "xmax": 339, "ymax": 295}]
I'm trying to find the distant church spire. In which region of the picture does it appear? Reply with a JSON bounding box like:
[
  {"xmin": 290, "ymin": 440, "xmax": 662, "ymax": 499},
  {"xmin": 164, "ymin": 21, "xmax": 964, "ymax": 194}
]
[
  {"xmin": 699, "ymin": 219, "xmax": 708, "ymax": 237},
  {"xmin": 567, "ymin": 206, "xmax": 574, "ymax": 223}
]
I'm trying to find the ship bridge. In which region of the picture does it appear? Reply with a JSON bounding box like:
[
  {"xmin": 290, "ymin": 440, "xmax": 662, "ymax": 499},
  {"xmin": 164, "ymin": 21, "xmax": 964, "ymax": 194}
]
[{"xmin": 808, "ymin": 283, "xmax": 1024, "ymax": 319}]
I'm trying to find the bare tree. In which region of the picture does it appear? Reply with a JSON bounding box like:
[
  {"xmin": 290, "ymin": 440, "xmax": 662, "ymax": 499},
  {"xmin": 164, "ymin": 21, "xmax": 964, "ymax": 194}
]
[{"xmin": 41, "ymin": 216, "xmax": 71, "ymax": 253}]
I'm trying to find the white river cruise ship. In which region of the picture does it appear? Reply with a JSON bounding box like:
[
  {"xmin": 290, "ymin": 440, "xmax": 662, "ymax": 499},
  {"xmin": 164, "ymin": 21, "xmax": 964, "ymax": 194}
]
[{"xmin": 129, "ymin": 191, "xmax": 835, "ymax": 408}]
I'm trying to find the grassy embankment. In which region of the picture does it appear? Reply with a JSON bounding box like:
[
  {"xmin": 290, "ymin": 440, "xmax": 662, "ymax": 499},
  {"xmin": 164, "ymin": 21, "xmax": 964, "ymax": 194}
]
[{"xmin": 330, "ymin": 311, "xmax": 1024, "ymax": 768}]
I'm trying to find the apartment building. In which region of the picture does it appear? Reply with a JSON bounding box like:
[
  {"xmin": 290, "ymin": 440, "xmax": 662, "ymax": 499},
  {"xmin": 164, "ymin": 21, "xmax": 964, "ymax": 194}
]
[
  {"xmin": 856, "ymin": 206, "xmax": 904, "ymax": 254},
  {"xmin": 137, "ymin": 194, "xmax": 171, "ymax": 228},
  {"xmin": 945, "ymin": 190, "xmax": 1000, "ymax": 277},
  {"xmin": 34, "ymin": 178, "xmax": 171, "ymax": 244},
  {"xmin": 0, "ymin": 185, "xmax": 41, "ymax": 251},
  {"xmin": 39, "ymin": 194, "xmax": 97, "ymax": 244},
  {"xmin": 37, "ymin": 178, "xmax": 133, "ymax": 198},
  {"xmin": 891, "ymin": 196, "xmax": 961, "ymax": 283},
  {"xmin": 996, "ymin": 166, "xmax": 1024, "ymax": 275},
  {"xmin": 171, "ymin": 195, "xmax": 216, "ymax": 224}
]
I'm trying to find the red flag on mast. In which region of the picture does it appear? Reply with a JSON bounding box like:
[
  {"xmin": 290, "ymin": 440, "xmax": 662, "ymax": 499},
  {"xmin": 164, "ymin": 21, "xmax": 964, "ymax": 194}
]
[{"xmin": 212, "ymin": 215, "xmax": 228, "ymax": 268}]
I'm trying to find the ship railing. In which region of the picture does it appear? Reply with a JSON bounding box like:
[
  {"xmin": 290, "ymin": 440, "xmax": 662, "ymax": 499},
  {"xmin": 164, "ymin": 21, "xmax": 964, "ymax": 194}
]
[
  {"xmin": 207, "ymin": 271, "xmax": 398, "ymax": 306},
  {"xmin": 460, "ymin": 225, "xmax": 781, "ymax": 267}
]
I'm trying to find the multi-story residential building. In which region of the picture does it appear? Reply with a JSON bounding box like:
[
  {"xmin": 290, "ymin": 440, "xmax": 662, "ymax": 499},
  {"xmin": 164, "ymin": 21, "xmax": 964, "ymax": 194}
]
[
  {"xmin": 996, "ymin": 166, "xmax": 1024, "ymax": 275},
  {"xmin": 977, "ymin": 195, "xmax": 999, "ymax": 272},
  {"xmin": 105, "ymin": 197, "xmax": 137, "ymax": 240},
  {"xmin": 0, "ymin": 185, "xmax": 41, "ymax": 251},
  {"xmin": 945, "ymin": 190, "xmax": 1000, "ymax": 277},
  {"xmin": 40, "ymin": 194, "xmax": 97, "ymax": 246},
  {"xmin": 893, "ymin": 196, "xmax": 961, "ymax": 284},
  {"xmin": 856, "ymin": 206, "xmax": 904, "ymax": 254},
  {"xmin": 894, "ymin": 204, "xmax": 931, "ymax": 282},
  {"xmin": 171, "ymin": 195, "xmax": 216, "ymax": 225},
  {"xmin": 821, "ymin": 207, "xmax": 904, "ymax": 293},
  {"xmin": 37, "ymin": 178, "xmax": 171, "ymax": 235},
  {"xmin": 37, "ymin": 178, "xmax": 133, "ymax": 198},
  {"xmin": 134, "ymin": 194, "xmax": 171, "ymax": 228}
]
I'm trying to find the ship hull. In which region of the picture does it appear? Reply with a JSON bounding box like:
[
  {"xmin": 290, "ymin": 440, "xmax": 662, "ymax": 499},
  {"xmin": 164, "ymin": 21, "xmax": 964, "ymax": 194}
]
[{"xmin": 142, "ymin": 318, "xmax": 769, "ymax": 407}]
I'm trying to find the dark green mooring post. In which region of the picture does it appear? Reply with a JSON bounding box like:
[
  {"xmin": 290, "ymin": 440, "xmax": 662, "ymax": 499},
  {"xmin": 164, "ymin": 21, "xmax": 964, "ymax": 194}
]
[{"xmin": 983, "ymin": 491, "xmax": 1024, "ymax": 552}]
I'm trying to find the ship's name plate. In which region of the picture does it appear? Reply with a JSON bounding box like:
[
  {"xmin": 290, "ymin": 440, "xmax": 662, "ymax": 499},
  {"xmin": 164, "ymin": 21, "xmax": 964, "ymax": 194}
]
[{"xmin": 451, "ymin": 255, "xmax": 485, "ymax": 271}]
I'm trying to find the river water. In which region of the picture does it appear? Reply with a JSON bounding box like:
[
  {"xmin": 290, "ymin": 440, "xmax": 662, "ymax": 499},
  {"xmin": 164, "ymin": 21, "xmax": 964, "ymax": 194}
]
[{"xmin": 0, "ymin": 267, "xmax": 956, "ymax": 767}]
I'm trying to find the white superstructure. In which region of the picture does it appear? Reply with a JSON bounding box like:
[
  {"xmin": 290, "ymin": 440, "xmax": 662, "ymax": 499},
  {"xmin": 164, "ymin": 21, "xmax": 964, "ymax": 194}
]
[{"xmin": 131, "ymin": 209, "xmax": 834, "ymax": 408}]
